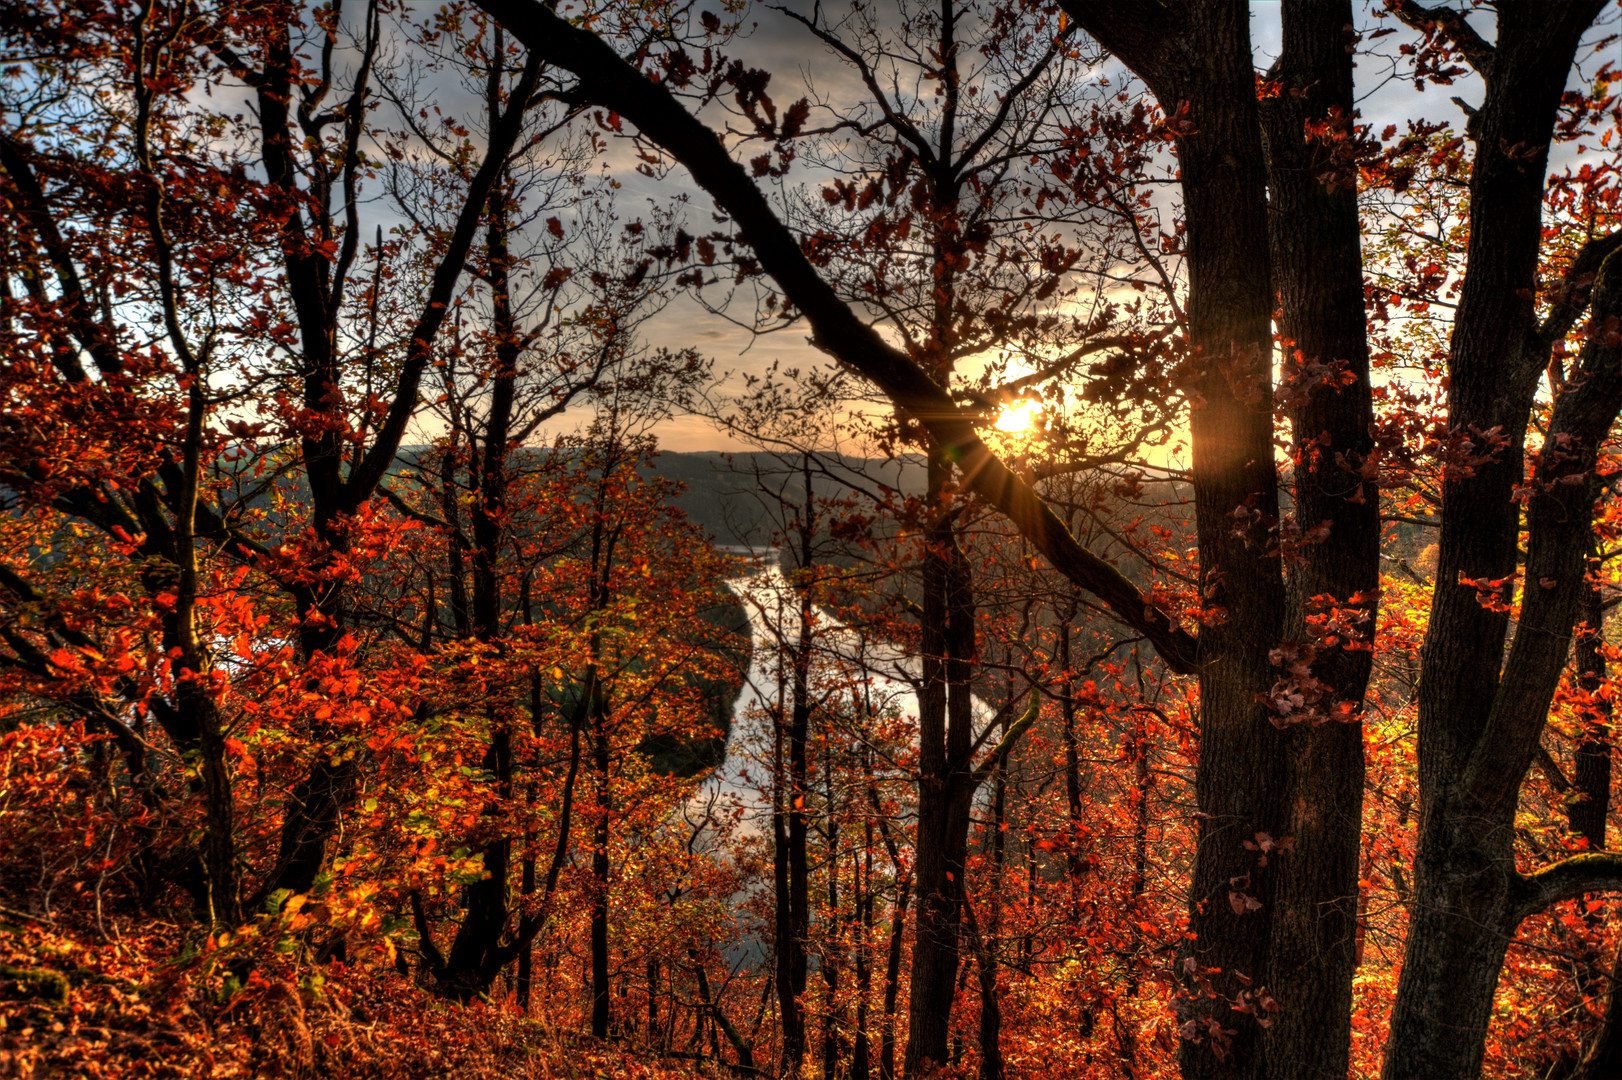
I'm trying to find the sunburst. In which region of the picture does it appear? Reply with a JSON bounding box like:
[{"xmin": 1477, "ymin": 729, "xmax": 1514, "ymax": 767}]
[{"xmin": 994, "ymin": 399, "xmax": 1042, "ymax": 435}]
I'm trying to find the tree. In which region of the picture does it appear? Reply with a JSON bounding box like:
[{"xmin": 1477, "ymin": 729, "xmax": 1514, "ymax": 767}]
[
  {"xmin": 467, "ymin": 1, "xmax": 1621, "ymax": 1077},
  {"xmin": 0, "ymin": 0, "xmax": 544, "ymax": 918},
  {"xmin": 5, "ymin": 3, "xmax": 1622, "ymax": 1078}
]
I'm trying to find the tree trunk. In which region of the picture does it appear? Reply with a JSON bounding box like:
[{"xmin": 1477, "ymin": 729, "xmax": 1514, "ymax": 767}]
[
  {"xmin": 976, "ymin": 700, "xmax": 1010, "ymax": 1080},
  {"xmin": 1383, "ymin": 6, "xmax": 1612, "ymax": 1076},
  {"xmin": 774, "ymin": 663, "xmax": 804, "ymax": 1073},
  {"xmin": 432, "ymin": 155, "xmax": 525, "ymax": 996},
  {"xmin": 1069, "ymin": 6, "xmax": 1291, "ymax": 1073},
  {"xmin": 1573, "ymin": 939, "xmax": 1622, "ymax": 1080},
  {"xmin": 591, "ymin": 682, "xmax": 612, "ymax": 1040},
  {"xmin": 904, "ymin": 454, "xmax": 979, "ymax": 1077},
  {"xmin": 1571, "ymin": 581, "xmax": 1611, "ymax": 849},
  {"xmin": 823, "ymin": 809, "xmax": 843, "ymax": 1079},
  {"xmin": 853, "ymin": 810, "xmax": 874, "ymax": 1080},
  {"xmin": 1256, "ymin": 4, "xmax": 1377, "ymax": 1075},
  {"xmin": 1058, "ymin": 613, "xmax": 1085, "ymax": 888},
  {"xmin": 875, "ymin": 777, "xmax": 911, "ymax": 1080},
  {"xmin": 786, "ymin": 461, "xmax": 815, "ymax": 1072}
]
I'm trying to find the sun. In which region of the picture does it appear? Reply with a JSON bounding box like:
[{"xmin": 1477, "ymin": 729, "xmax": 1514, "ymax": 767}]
[{"xmin": 994, "ymin": 399, "xmax": 1042, "ymax": 435}]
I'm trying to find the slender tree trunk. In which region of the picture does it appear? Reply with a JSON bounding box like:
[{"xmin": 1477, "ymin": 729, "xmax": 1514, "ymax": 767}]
[
  {"xmin": 1574, "ymin": 940, "xmax": 1622, "ymax": 1080},
  {"xmin": 437, "ymin": 151, "xmax": 524, "ymax": 996},
  {"xmin": 591, "ymin": 681, "xmax": 612, "ymax": 1039},
  {"xmin": 517, "ymin": 822, "xmax": 535, "ymax": 1010},
  {"xmin": 1571, "ymin": 581, "xmax": 1611, "ymax": 850},
  {"xmin": 774, "ymin": 655, "xmax": 804, "ymax": 1073},
  {"xmin": 1058, "ymin": 613, "xmax": 1085, "ymax": 886},
  {"xmin": 824, "ymin": 809, "xmax": 843, "ymax": 1079},
  {"xmin": 975, "ymin": 698, "xmax": 1009, "ymax": 1080},
  {"xmin": 853, "ymin": 810, "xmax": 874, "ymax": 1080},
  {"xmin": 905, "ymin": 451, "xmax": 978, "ymax": 1076},
  {"xmin": 648, "ymin": 959, "xmax": 660, "ymax": 1045},
  {"xmin": 967, "ymin": 903, "xmax": 1001, "ymax": 1080},
  {"xmin": 195, "ymin": 698, "xmax": 241, "ymax": 926},
  {"xmin": 873, "ymin": 773, "xmax": 911, "ymax": 1080},
  {"xmin": 786, "ymin": 462, "xmax": 815, "ymax": 1072},
  {"xmin": 772, "ymin": 460, "xmax": 818, "ymax": 1075}
]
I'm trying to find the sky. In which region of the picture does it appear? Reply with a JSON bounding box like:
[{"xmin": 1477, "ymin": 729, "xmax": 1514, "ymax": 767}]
[
  {"xmin": 573, "ymin": 0, "xmax": 1482, "ymax": 452},
  {"xmin": 389, "ymin": 1, "xmax": 1612, "ymax": 454}
]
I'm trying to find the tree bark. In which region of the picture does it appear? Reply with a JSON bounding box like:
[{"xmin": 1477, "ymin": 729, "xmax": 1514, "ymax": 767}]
[
  {"xmin": 1383, "ymin": 5, "xmax": 1612, "ymax": 1076},
  {"xmin": 1056, "ymin": 5, "xmax": 1287, "ymax": 1074},
  {"xmin": 437, "ymin": 84, "xmax": 530, "ymax": 991},
  {"xmin": 904, "ymin": 454, "xmax": 979, "ymax": 1077},
  {"xmin": 1571, "ymin": 581, "xmax": 1611, "ymax": 850},
  {"xmin": 788, "ymin": 462, "xmax": 815, "ymax": 1072},
  {"xmin": 1256, "ymin": 4, "xmax": 1377, "ymax": 1075}
]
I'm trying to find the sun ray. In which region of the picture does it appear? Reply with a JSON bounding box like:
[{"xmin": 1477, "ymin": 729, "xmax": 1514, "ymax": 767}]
[{"xmin": 994, "ymin": 399, "xmax": 1042, "ymax": 435}]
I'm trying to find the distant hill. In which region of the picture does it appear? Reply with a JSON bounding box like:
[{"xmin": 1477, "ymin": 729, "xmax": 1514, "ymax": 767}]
[{"xmin": 642, "ymin": 451, "xmax": 928, "ymax": 548}]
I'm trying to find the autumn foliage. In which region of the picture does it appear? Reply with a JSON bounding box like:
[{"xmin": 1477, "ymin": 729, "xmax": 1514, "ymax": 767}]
[{"xmin": 2, "ymin": 2, "xmax": 1622, "ymax": 1079}]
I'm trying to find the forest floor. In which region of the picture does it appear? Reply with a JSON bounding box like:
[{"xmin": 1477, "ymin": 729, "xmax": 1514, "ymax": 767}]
[{"xmin": 0, "ymin": 917, "xmax": 712, "ymax": 1079}]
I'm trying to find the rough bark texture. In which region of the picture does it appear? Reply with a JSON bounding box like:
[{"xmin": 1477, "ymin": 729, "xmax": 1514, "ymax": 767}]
[
  {"xmin": 1382, "ymin": 6, "xmax": 1613, "ymax": 1076},
  {"xmin": 1565, "ymin": 581, "xmax": 1615, "ymax": 1079},
  {"xmin": 1056, "ymin": 4, "xmax": 1289, "ymax": 1075},
  {"xmin": 1257, "ymin": 4, "xmax": 1376, "ymax": 1075}
]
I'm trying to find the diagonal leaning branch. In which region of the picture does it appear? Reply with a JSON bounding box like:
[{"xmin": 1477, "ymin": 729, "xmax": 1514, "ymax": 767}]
[{"xmin": 471, "ymin": 0, "xmax": 1199, "ymax": 673}]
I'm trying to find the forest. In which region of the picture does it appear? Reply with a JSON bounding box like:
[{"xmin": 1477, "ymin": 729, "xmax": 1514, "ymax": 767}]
[{"xmin": 0, "ymin": 1, "xmax": 1618, "ymax": 1078}]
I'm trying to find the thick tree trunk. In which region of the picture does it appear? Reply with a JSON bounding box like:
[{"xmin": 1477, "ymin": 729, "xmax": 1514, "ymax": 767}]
[
  {"xmin": 1087, "ymin": 7, "xmax": 1290, "ymax": 1074},
  {"xmin": 1056, "ymin": 4, "xmax": 1383, "ymax": 1076},
  {"xmin": 1382, "ymin": 812, "xmax": 1521, "ymax": 1079},
  {"xmin": 1383, "ymin": 6, "xmax": 1612, "ymax": 1076},
  {"xmin": 1256, "ymin": 5, "xmax": 1377, "ymax": 1076}
]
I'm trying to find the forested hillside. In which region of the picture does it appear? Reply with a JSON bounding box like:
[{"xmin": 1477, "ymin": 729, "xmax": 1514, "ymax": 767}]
[{"xmin": 1, "ymin": 3, "xmax": 1619, "ymax": 1080}]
